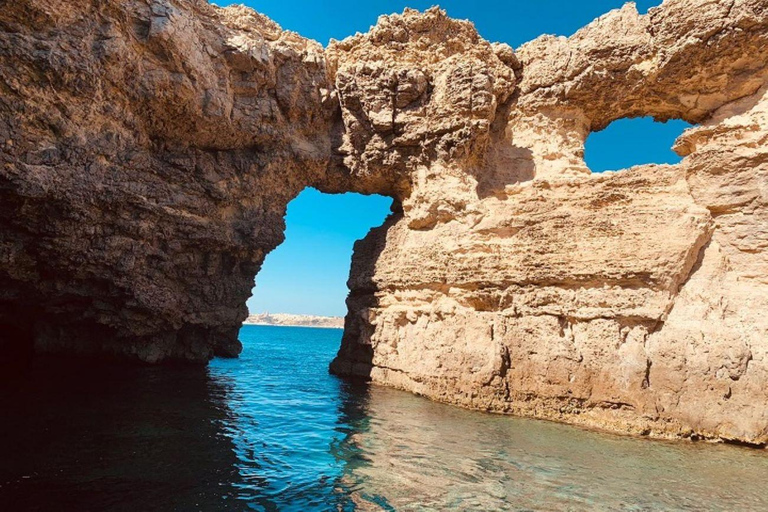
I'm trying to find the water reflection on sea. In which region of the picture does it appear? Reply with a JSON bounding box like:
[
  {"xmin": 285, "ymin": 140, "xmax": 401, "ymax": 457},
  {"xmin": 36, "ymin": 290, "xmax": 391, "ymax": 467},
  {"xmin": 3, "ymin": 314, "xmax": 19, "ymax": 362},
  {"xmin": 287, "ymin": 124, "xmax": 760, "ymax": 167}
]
[{"xmin": 1, "ymin": 325, "xmax": 767, "ymax": 511}]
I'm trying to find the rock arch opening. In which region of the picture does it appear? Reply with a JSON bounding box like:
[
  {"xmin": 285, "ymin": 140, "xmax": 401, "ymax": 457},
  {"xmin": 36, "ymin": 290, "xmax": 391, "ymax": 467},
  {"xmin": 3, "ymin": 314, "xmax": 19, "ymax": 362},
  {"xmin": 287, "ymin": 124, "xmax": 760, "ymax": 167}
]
[
  {"xmin": 584, "ymin": 117, "xmax": 693, "ymax": 173},
  {"xmin": 246, "ymin": 187, "xmax": 393, "ymax": 332}
]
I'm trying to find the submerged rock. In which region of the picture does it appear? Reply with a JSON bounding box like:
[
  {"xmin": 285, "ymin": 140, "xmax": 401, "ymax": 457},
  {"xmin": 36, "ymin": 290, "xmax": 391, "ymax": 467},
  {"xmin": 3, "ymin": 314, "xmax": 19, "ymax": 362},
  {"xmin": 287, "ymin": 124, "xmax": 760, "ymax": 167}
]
[{"xmin": 1, "ymin": 0, "xmax": 768, "ymax": 445}]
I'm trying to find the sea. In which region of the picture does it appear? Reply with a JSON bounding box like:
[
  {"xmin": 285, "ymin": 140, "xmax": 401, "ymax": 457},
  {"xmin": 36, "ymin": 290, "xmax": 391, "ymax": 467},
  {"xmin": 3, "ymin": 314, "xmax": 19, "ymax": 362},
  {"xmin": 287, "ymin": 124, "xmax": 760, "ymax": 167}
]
[{"xmin": 1, "ymin": 325, "xmax": 767, "ymax": 511}]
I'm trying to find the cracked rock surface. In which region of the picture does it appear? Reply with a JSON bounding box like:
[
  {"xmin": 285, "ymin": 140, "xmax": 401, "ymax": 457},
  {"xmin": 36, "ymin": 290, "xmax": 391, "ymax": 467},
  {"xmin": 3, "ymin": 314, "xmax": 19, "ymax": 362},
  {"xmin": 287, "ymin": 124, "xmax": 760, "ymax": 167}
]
[{"xmin": 1, "ymin": 0, "xmax": 767, "ymax": 445}]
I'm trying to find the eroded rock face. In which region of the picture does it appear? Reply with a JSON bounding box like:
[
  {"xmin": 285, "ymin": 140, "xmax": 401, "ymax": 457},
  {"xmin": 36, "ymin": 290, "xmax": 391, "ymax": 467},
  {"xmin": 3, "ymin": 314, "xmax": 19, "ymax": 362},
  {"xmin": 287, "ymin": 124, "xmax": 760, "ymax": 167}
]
[
  {"xmin": 329, "ymin": 2, "xmax": 768, "ymax": 446},
  {"xmin": 1, "ymin": 0, "xmax": 767, "ymax": 445},
  {"xmin": 0, "ymin": 0, "xmax": 336, "ymax": 361}
]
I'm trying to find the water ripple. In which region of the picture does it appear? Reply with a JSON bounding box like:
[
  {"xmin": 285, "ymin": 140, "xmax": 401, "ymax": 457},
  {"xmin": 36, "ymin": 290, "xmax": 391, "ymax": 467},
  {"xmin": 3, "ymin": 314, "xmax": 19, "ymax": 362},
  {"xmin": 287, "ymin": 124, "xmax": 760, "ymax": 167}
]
[{"xmin": 0, "ymin": 325, "xmax": 767, "ymax": 511}]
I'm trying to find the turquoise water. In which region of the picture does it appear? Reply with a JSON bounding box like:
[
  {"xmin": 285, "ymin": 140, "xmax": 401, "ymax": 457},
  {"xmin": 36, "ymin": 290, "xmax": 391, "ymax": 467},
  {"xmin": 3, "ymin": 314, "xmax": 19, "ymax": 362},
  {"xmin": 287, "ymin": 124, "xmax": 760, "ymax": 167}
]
[{"xmin": 1, "ymin": 325, "xmax": 767, "ymax": 511}]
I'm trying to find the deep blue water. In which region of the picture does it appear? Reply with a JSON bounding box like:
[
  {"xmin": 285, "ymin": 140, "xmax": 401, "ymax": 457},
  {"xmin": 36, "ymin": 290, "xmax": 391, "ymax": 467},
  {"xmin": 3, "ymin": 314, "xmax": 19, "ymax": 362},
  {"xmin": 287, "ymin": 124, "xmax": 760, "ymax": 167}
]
[{"xmin": 1, "ymin": 325, "xmax": 768, "ymax": 511}]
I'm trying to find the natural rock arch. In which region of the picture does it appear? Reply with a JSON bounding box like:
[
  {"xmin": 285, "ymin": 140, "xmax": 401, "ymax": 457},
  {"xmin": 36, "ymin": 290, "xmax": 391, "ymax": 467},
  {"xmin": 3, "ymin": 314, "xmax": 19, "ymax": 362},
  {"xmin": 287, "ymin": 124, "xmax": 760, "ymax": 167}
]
[{"xmin": 1, "ymin": 0, "xmax": 768, "ymax": 445}]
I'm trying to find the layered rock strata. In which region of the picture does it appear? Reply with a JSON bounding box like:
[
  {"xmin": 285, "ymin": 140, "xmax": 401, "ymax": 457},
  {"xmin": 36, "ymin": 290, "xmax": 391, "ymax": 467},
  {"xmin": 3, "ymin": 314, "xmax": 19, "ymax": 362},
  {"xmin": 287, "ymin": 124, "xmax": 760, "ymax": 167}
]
[
  {"xmin": 0, "ymin": 0, "xmax": 337, "ymax": 361},
  {"xmin": 1, "ymin": 0, "xmax": 767, "ymax": 444},
  {"xmin": 329, "ymin": 2, "xmax": 768, "ymax": 445}
]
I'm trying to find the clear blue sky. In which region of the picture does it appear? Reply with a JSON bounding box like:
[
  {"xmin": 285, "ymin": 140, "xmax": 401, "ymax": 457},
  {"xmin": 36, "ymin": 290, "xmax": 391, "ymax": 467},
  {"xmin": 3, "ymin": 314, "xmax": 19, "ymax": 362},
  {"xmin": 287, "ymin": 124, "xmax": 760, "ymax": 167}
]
[
  {"xmin": 248, "ymin": 190, "xmax": 393, "ymax": 316},
  {"xmin": 240, "ymin": 0, "xmax": 691, "ymax": 316}
]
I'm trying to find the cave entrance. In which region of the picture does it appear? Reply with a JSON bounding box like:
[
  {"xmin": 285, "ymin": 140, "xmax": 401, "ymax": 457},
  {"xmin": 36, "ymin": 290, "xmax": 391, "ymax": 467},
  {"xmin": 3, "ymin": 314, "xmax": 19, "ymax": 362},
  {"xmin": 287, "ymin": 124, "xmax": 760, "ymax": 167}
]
[
  {"xmin": 245, "ymin": 187, "xmax": 392, "ymax": 330},
  {"xmin": 585, "ymin": 116, "xmax": 692, "ymax": 172}
]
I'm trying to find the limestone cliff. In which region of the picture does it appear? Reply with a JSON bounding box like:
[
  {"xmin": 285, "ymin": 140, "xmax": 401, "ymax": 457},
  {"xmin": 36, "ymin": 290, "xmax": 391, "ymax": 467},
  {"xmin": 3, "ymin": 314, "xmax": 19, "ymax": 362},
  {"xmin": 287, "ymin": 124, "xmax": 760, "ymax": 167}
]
[
  {"xmin": 1, "ymin": 0, "xmax": 767, "ymax": 445},
  {"xmin": 0, "ymin": 0, "xmax": 336, "ymax": 361},
  {"xmin": 328, "ymin": 2, "xmax": 768, "ymax": 446}
]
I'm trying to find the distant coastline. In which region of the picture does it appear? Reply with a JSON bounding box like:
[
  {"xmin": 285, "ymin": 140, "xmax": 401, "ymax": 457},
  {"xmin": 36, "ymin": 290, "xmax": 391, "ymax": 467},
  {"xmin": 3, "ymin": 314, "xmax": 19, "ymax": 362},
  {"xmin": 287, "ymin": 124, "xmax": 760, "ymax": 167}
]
[{"xmin": 244, "ymin": 313, "xmax": 344, "ymax": 329}]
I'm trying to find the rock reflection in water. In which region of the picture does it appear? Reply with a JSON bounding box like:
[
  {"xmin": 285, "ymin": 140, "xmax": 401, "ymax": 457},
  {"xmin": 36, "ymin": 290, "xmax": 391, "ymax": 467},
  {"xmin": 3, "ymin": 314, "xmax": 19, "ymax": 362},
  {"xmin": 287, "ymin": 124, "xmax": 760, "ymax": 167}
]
[
  {"xmin": 331, "ymin": 384, "xmax": 768, "ymax": 511},
  {"xmin": 1, "ymin": 325, "xmax": 767, "ymax": 511}
]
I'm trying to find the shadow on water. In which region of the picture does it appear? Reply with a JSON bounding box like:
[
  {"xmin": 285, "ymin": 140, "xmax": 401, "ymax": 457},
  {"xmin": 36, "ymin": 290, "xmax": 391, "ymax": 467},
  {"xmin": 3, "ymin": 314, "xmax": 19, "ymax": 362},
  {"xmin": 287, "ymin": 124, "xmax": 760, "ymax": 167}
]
[
  {"xmin": 1, "ymin": 326, "xmax": 768, "ymax": 511},
  {"xmin": 0, "ymin": 358, "xmax": 244, "ymax": 511}
]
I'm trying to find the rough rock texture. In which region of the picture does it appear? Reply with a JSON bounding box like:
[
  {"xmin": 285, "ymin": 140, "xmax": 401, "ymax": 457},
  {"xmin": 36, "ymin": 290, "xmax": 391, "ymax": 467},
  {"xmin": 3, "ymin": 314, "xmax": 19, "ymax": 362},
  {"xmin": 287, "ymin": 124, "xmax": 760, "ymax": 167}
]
[
  {"xmin": 0, "ymin": 0, "xmax": 337, "ymax": 361},
  {"xmin": 329, "ymin": 2, "xmax": 768, "ymax": 446},
  {"xmin": 1, "ymin": 0, "xmax": 768, "ymax": 445}
]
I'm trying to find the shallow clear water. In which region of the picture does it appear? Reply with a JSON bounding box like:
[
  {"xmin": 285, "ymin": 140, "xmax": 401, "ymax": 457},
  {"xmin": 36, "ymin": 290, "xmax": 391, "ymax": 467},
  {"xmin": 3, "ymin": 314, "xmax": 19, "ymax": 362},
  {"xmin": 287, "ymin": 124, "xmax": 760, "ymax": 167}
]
[{"xmin": 1, "ymin": 325, "xmax": 767, "ymax": 511}]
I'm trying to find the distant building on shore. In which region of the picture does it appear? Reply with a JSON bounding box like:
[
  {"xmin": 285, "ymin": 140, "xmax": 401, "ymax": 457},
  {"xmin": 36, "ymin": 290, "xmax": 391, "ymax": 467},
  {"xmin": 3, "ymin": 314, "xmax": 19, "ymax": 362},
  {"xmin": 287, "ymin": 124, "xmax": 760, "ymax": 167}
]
[{"xmin": 244, "ymin": 313, "xmax": 344, "ymax": 329}]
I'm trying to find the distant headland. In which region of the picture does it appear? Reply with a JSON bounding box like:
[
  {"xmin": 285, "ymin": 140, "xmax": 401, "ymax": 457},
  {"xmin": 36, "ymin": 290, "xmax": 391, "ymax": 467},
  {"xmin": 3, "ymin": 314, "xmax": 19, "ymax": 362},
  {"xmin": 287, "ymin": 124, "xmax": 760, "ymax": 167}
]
[{"xmin": 244, "ymin": 313, "xmax": 344, "ymax": 329}]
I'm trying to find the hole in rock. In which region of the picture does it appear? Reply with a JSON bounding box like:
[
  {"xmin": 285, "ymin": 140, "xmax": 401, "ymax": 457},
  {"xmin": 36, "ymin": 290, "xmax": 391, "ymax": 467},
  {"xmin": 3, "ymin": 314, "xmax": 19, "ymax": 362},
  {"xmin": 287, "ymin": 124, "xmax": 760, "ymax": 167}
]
[
  {"xmin": 585, "ymin": 117, "xmax": 692, "ymax": 173},
  {"xmin": 247, "ymin": 188, "xmax": 393, "ymax": 320}
]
